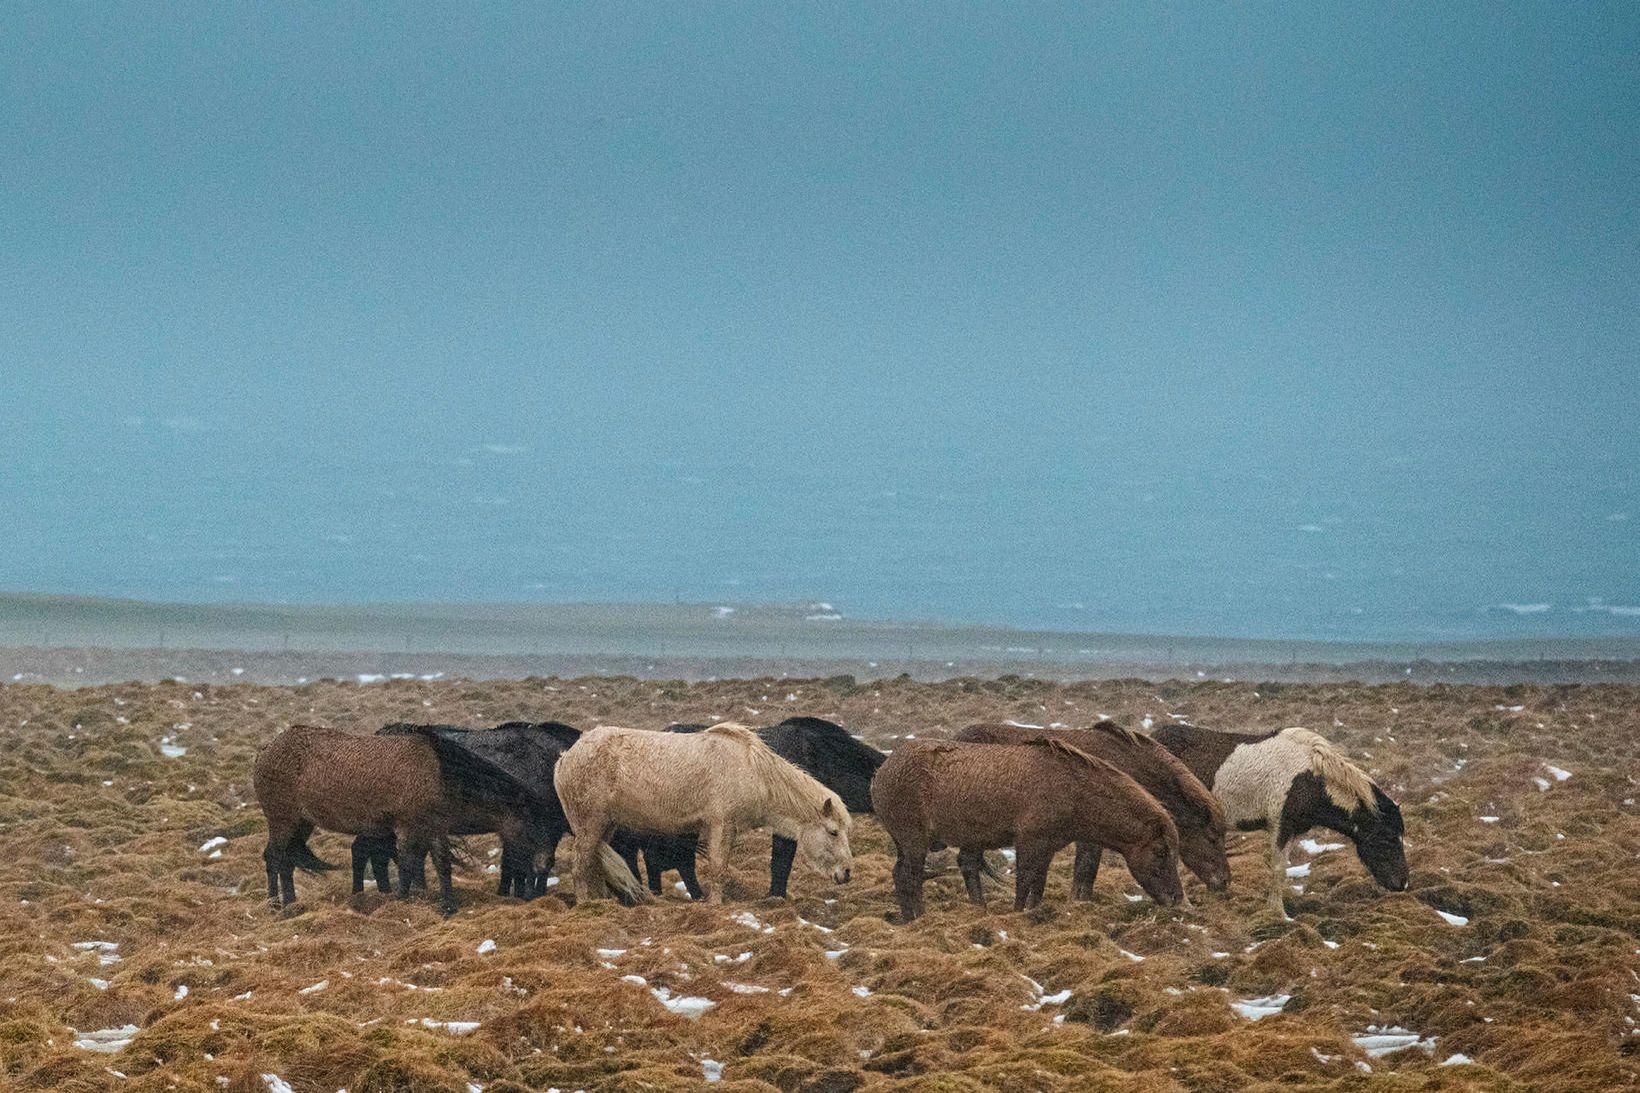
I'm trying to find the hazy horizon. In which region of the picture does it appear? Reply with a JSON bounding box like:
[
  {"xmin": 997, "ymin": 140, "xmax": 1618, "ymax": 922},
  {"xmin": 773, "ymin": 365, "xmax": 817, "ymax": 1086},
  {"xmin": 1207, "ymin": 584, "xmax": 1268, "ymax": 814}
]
[{"xmin": 3, "ymin": 5, "xmax": 1636, "ymax": 643}]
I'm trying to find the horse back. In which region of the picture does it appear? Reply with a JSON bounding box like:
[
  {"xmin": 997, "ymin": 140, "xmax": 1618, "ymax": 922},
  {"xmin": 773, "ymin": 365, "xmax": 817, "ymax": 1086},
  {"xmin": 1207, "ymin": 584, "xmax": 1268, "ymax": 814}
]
[
  {"xmin": 762, "ymin": 717, "xmax": 882, "ymax": 814},
  {"xmin": 257, "ymin": 725, "xmax": 444, "ymax": 833}
]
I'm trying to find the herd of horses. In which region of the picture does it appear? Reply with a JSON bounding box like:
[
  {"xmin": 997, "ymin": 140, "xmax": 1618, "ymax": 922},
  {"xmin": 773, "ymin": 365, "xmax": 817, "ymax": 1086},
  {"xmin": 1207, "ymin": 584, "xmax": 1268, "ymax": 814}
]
[{"xmin": 253, "ymin": 715, "xmax": 1409, "ymax": 922}]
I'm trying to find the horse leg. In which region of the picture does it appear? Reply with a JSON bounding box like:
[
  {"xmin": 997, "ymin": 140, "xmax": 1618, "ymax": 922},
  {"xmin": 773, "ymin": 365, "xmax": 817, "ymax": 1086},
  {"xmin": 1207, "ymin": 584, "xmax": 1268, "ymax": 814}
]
[
  {"xmin": 263, "ymin": 825, "xmax": 290, "ymax": 907},
  {"xmin": 372, "ymin": 839, "xmax": 393, "ymax": 893},
  {"xmin": 1268, "ymin": 833, "xmax": 1292, "ymax": 920},
  {"xmin": 533, "ymin": 832, "xmax": 563, "ymax": 899},
  {"xmin": 351, "ymin": 839, "xmax": 369, "ymax": 894},
  {"xmin": 572, "ymin": 818, "xmax": 614, "ymax": 903},
  {"xmin": 397, "ymin": 826, "xmax": 429, "ymax": 901},
  {"xmin": 678, "ymin": 852, "xmax": 704, "ymax": 900},
  {"xmin": 1071, "ymin": 844, "xmax": 1101, "ymax": 901},
  {"xmin": 957, "ymin": 848, "xmax": 987, "ymax": 905},
  {"xmin": 432, "ymin": 838, "xmax": 456, "ymax": 916},
  {"xmin": 279, "ymin": 838, "xmax": 298, "ymax": 907},
  {"xmin": 701, "ymin": 822, "xmax": 733, "ymax": 905},
  {"xmin": 891, "ymin": 838, "xmax": 929, "ymax": 922},
  {"xmin": 644, "ymin": 852, "xmax": 665, "ymax": 895},
  {"xmin": 768, "ymin": 835, "xmax": 798, "ymax": 899},
  {"xmin": 1014, "ymin": 842, "xmax": 1055, "ymax": 911},
  {"xmin": 497, "ymin": 841, "xmax": 514, "ymax": 896}
]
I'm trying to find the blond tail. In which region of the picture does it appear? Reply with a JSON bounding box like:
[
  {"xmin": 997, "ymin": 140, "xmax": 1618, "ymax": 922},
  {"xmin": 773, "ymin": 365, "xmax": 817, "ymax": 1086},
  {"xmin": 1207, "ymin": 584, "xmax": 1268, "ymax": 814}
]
[{"xmin": 597, "ymin": 843, "xmax": 651, "ymax": 904}]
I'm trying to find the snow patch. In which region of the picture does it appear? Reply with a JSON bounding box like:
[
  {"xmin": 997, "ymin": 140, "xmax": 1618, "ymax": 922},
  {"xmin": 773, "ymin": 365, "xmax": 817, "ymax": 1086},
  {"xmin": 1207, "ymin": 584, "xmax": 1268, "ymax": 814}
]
[{"xmin": 1231, "ymin": 994, "xmax": 1290, "ymax": 1021}]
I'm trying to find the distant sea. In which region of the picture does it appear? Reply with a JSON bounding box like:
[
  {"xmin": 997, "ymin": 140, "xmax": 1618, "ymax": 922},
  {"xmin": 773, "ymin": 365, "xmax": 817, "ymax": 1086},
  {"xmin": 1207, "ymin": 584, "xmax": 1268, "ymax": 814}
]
[{"xmin": 2, "ymin": 426, "xmax": 1635, "ymax": 643}]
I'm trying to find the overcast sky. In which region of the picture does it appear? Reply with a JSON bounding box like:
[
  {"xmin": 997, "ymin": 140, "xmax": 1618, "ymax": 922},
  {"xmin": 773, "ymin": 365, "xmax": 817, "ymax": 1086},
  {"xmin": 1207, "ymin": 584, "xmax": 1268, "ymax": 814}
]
[{"xmin": 2, "ymin": 4, "xmax": 1635, "ymax": 636}]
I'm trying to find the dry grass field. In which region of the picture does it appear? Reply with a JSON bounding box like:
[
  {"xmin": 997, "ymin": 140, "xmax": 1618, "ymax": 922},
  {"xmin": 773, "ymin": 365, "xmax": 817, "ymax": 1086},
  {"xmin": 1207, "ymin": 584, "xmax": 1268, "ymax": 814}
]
[{"xmin": 1, "ymin": 673, "xmax": 1637, "ymax": 1091}]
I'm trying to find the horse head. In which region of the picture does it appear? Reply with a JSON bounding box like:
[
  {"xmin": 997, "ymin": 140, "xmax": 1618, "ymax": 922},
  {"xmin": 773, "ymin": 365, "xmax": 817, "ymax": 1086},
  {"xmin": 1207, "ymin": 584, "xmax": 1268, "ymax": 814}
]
[
  {"xmin": 1350, "ymin": 784, "xmax": 1409, "ymax": 891},
  {"xmin": 1123, "ymin": 818, "xmax": 1184, "ymax": 907},
  {"xmin": 1176, "ymin": 818, "xmax": 1231, "ymax": 892},
  {"xmin": 794, "ymin": 795, "xmax": 853, "ymax": 885}
]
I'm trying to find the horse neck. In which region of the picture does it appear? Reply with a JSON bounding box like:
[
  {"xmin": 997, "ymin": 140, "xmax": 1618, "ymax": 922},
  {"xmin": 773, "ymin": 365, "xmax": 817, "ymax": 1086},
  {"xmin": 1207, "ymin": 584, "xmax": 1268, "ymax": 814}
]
[
  {"xmin": 1071, "ymin": 773, "xmax": 1166, "ymax": 853},
  {"xmin": 741, "ymin": 748, "xmax": 824, "ymax": 835}
]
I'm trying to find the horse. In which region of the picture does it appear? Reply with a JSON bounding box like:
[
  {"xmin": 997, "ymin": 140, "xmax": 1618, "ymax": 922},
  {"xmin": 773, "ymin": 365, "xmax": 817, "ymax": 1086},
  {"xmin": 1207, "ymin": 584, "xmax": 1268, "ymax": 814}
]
[
  {"xmin": 553, "ymin": 722, "xmax": 854, "ymax": 904},
  {"xmin": 955, "ymin": 721, "xmax": 1229, "ymax": 898},
  {"xmin": 618, "ymin": 717, "xmax": 885, "ymax": 899},
  {"xmin": 871, "ymin": 738, "xmax": 1183, "ymax": 922},
  {"xmin": 254, "ymin": 723, "xmax": 643, "ymax": 914},
  {"xmin": 350, "ymin": 721, "xmax": 583, "ymax": 899},
  {"xmin": 1149, "ymin": 722, "xmax": 1408, "ymax": 917}
]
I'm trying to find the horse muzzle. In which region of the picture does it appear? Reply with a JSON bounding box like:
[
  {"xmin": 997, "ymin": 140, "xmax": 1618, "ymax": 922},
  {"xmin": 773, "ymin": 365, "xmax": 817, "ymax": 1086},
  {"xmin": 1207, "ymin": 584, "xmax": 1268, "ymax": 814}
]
[{"xmin": 834, "ymin": 867, "xmax": 852, "ymax": 884}]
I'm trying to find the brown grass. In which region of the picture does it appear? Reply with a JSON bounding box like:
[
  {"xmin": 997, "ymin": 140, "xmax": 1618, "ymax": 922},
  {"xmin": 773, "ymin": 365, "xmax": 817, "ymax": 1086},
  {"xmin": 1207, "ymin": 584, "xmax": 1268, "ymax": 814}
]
[{"xmin": 2, "ymin": 674, "xmax": 1637, "ymax": 1090}]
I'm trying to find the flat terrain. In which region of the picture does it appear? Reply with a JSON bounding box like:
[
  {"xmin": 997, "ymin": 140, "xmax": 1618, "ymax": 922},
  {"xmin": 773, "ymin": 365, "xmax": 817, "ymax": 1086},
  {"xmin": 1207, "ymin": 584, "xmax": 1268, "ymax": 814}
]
[
  {"xmin": 1, "ymin": 674, "xmax": 1637, "ymax": 1091},
  {"xmin": 8, "ymin": 594, "xmax": 1640, "ymax": 685}
]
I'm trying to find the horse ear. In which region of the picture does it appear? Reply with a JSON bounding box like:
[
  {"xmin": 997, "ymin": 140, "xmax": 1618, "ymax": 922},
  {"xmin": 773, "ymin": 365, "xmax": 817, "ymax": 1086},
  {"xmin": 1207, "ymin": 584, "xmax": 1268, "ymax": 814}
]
[{"xmin": 821, "ymin": 797, "xmax": 835, "ymax": 818}]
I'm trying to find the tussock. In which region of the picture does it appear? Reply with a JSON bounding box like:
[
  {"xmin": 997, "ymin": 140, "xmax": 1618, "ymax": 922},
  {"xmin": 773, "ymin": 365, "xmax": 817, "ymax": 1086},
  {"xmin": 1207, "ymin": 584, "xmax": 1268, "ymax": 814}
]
[{"xmin": 1, "ymin": 675, "xmax": 1637, "ymax": 1089}]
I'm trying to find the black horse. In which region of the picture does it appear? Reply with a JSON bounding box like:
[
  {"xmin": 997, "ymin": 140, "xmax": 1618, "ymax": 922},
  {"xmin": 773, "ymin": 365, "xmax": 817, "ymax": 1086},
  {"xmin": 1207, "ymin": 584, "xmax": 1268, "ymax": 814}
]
[
  {"xmin": 354, "ymin": 721, "xmax": 581, "ymax": 899},
  {"xmin": 617, "ymin": 717, "xmax": 885, "ymax": 899}
]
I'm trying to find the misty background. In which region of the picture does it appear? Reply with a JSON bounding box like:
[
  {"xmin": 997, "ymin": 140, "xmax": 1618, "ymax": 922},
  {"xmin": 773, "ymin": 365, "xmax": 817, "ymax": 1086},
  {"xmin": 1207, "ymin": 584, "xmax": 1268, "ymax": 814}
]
[{"xmin": 2, "ymin": 4, "xmax": 1635, "ymax": 642}]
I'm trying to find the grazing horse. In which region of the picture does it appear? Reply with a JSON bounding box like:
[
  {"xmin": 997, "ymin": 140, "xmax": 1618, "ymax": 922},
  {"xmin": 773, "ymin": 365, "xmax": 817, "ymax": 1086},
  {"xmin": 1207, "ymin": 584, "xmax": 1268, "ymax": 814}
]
[
  {"xmin": 872, "ymin": 738, "xmax": 1183, "ymax": 922},
  {"xmin": 956, "ymin": 721, "xmax": 1229, "ymax": 897},
  {"xmin": 620, "ymin": 717, "xmax": 885, "ymax": 899},
  {"xmin": 255, "ymin": 724, "xmax": 549, "ymax": 915},
  {"xmin": 554, "ymin": 723, "xmax": 854, "ymax": 904},
  {"xmin": 256, "ymin": 724, "xmax": 643, "ymax": 914},
  {"xmin": 1150, "ymin": 723, "xmax": 1408, "ymax": 917},
  {"xmin": 351, "ymin": 721, "xmax": 583, "ymax": 899}
]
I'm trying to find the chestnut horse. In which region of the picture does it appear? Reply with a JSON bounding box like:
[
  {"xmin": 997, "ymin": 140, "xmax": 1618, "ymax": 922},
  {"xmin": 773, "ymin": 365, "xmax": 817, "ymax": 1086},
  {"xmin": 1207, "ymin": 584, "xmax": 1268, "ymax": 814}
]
[
  {"xmin": 871, "ymin": 738, "xmax": 1183, "ymax": 921},
  {"xmin": 955, "ymin": 721, "xmax": 1228, "ymax": 897},
  {"xmin": 254, "ymin": 723, "xmax": 642, "ymax": 915},
  {"xmin": 554, "ymin": 723, "xmax": 854, "ymax": 904}
]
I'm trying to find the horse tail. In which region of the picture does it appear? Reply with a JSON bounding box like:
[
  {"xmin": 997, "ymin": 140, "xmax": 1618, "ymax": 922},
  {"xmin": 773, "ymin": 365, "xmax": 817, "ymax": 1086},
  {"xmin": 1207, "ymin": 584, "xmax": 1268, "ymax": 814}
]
[
  {"xmin": 1283, "ymin": 727, "xmax": 1378, "ymax": 812},
  {"xmin": 597, "ymin": 843, "xmax": 651, "ymax": 904},
  {"xmin": 288, "ymin": 839, "xmax": 340, "ymax": 873}
]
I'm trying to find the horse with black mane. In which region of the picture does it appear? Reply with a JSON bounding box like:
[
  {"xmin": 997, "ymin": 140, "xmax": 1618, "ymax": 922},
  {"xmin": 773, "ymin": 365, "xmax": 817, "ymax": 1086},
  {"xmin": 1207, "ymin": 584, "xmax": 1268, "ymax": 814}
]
[
  {"xmin": 1149, "ymin": 722, "xmax": 1408, "ymax": 917},
  {"xmin": 616, "ymin": 717, "xmax": 885, "ymax": 899},
  {"xmin": 350, "ymin": 721, "xmax": 582, "ymax": 899},
  {"xmin": 257, "ymin": 722, "xmax": 643, "ymax": 914},
  {"xmin": 956, "ymin": 720, "xmax": 1229, "ymax": 898}
]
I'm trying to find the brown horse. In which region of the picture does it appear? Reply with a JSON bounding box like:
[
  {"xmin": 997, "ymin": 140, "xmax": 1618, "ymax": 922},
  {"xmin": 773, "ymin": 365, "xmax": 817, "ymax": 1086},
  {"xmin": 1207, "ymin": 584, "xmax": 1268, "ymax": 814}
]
[
  {"xmin": 872, "ymin": 738, "xmax": 1183, "ymax": 921},
  {"xmin": 253, "ymin": 724, "xmax": 642, "ymax": 914},
  {"xmin": 955, "ymin": 721, "xmax": 1229, "ymax": 897}
]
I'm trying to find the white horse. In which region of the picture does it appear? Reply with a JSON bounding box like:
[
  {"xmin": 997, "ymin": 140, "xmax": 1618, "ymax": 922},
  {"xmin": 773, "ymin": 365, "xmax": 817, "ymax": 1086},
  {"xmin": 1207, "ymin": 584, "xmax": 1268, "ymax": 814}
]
[
  {"xmin": 1150, "ymin": 724, "xmax": 1408, "ymax": 918},
  {"xmin": 553, "ymin": 722, "xmax": 853, "ymax": 903}
]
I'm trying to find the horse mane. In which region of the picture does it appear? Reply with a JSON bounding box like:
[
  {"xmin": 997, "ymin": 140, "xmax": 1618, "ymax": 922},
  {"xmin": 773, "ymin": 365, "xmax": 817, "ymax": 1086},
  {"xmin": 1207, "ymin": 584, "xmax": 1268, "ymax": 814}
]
[
  {"xmin": 1088, "ymin": 719, "xmax": 1145, "ymax": 746},
  {"xmin": 493, "ymin": 720, "xmax": 582, "ymax": 748},
  {"xmin": 774, "ymin": 716, "xmax": 886, "ymax": 771},
  {"xmin": 703, "ymin": 722, "xmax": 851, "ymax": 826},
  {"xmin": 1028, "ymin": 735, "xmax": 1110, "ymax": 772},
  {"xmin": 1280, "ymin": 727, "xmax": 1378, "ymax": 812},
  {"xmin": 1091, "ymin": 721, "xmax": 1226, "ymax": 832},
  {"xmin": 379, "ymin": 721, "xmax": 467, "ymax": 736},
  {"xmin": 396, "ymin": 725, "xmax": 542, "ymax": 812}
]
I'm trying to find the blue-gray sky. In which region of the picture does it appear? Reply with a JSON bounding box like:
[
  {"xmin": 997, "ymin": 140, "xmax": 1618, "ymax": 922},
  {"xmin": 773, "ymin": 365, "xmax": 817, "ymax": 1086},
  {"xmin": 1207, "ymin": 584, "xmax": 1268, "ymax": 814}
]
[{"xmin": 2, "ymin": 3, "xmax": 1636, "ymax": 640}]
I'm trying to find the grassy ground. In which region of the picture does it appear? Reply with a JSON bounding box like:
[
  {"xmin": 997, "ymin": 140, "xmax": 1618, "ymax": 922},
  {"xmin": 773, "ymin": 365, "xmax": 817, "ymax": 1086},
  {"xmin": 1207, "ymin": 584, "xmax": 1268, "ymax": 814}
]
[{"xmin": 1, "ymin": 674, "xmax": 1636, "ymax": 1091}]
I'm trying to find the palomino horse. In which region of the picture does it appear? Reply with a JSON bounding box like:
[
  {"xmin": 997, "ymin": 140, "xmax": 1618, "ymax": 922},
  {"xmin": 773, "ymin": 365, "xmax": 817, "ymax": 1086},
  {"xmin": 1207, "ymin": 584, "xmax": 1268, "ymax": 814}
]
[
  {"xmin": 553, "ymin": 722, "xmax": 854, "ymax": 904},
  {"xmin": 1150, "ymin": 723, "xmax": 1408, "ymax": 917},
  {"xmin": 619, "ymin": 717, "xmax": 885, "ymax": 899},
  {"xmin": 872, "ymin": 738, "xmax": 1183, "ymax": 921},
  {"xmin": 956, "ymin": 721, "xmax": 1229, "ymax": 897},
  {"xmin": 254, "ymin": 723, "xmax": 642, "ymax": 914}
]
